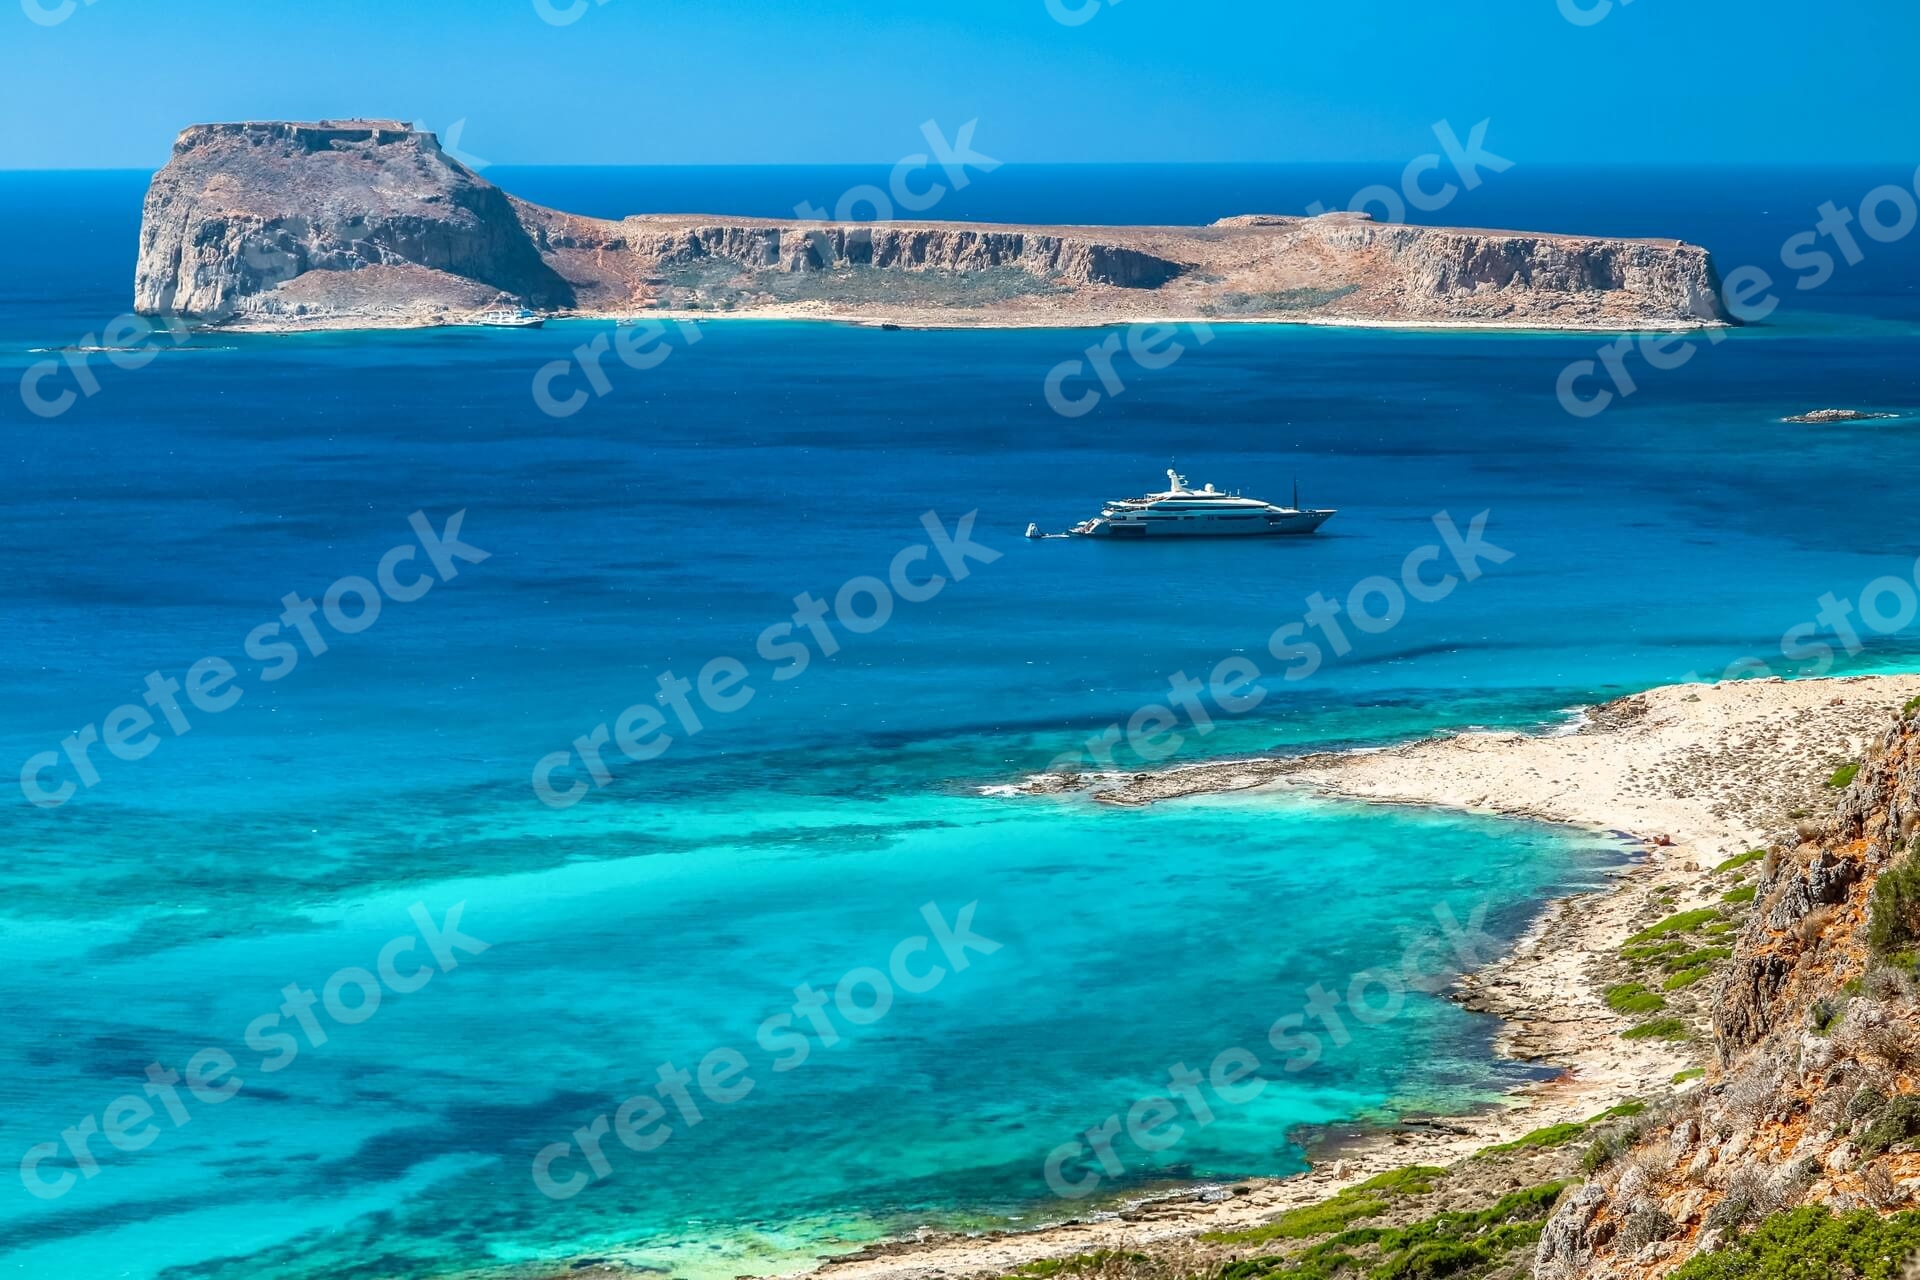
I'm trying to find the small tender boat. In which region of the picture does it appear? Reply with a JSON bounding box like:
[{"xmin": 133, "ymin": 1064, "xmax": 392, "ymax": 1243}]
[
  {"xmin": 468, "ymin": 307, "xmax": 544, "ymax": 328},
  {"xmin": 1065, "ymin": 467, "xmax": 1335, "ymax": 539}
]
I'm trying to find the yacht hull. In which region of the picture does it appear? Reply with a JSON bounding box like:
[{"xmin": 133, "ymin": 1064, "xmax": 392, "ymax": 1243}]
[{"xmin": 1074, "ymin": 510, "xmax": 1335, "ymax": 538}]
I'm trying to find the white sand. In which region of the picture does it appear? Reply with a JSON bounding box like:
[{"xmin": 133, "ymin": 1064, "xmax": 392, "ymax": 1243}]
[{"xmin": 1279, "ymin": 675, "xmax": 1920, "ymax": 861}]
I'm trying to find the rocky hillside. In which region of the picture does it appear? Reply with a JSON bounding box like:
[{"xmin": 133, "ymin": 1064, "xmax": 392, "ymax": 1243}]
[
  {"xmin": 1536, "ymin": 700, "xmax": 1920, "ymax": 1278},
  {"xmin": 134, "ymin": 121, "xmax": 574, "ymax": 320},
  {"xmin": 132, "ymin": 120, "xmax": 1733, "ymax": 331}
]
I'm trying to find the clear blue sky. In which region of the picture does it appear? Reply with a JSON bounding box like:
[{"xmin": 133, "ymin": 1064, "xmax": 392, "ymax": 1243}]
[{"xmin": 3, "ymin": 0, "xmax": 1915, "ymax": 169}]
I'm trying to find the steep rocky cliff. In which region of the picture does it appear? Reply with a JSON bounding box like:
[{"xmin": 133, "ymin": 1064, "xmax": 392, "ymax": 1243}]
[
  {"xmin": 1536, "ymin": 704, "xmax": 1920, "ymax": 1278},
  {"xmin": 134, "ymin": 121, "xmax": 574, "ymax": 321},
  {"xmin": 520, "ymin": 214, "xmax": 1187, "ymax": 286},
  {"xmin": 133, "ymin": 120, "xmax": 1734, "ymax": 331}
]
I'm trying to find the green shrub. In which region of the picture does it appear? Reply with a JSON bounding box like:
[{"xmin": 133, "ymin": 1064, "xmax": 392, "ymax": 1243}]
[
  {"xmin": 1589, "ymin": 1100, "xmax": 1646, "ymax": 1121},
  {"xmin": 1202, "ymin": 285, "xmax": 1361, "ymax": 316},
  {"xmin": 1721, "ymin": 885, "xmax": 1757, "ymax": 904},
  {"xmin": 1670, "ymin": 1205, "xmax": 1920, "ymax": 1279},
  {"xmin": 1606, "ymin": 982, "xmax": 1667, "ymax": 1014},
  {"xmin": 1673, "ymin": 1067, "xmax": 1706, "ymax": 1083},
  {"xmin": 752, "ymin": 265, "xmax": 1070, "ymax": 308},
  {"xmin": 1860, "ymin": 1096, "xmax": 1920, "ymax": 1156},
  {"xmin": 1621, "ymin": 940, "xmax": 1690, "ymax": 963},
  {"xmin": 1580, "ymin": 1137, "xmax": 1612, "ymax": 1174},
  {"xmin": 1351, "ymin": 1166, "xmax": 1445, "ymax": 1195},
  {"xmin": 1666, "ymin": 946, "xmax": 1733, "ymax": 970},
  {"xmin": 1365, "ymin": 1183, "xmax": 1568, "ymax": 1278},
  {"xmin": 1205, "ymin": 1174, "xmax": 1436, "ymax": 1243},
  {"xmin": 1626, "ymin": 910, "xmax": 1722, "ymax": 944},
  {"xmin": 1478, "ymin": 1122, "xmax": 1586, "ymax": 1156},
  {"xmin": 1217, "ymin": 1254, "xmax": 1359, "ymax": 1280},
  {"xmin": 1372, "ymin": 1235, "xmax": 1528, "ymax": 1279},
  {"xmin": 1220, "ymin": 1181, "xmax": 1568, "ymax": 1280},
  {"xmin": 1869, "ymin": 857, "xmax": 1920, "ymax": 955},
  {"xmin": 1013, "ymin": 1252, "xmax": 1147, "ymax": 1278},
  {"xmin": 1850, "ymin": 1086, "xmax": 1888, "ymax": 1123},
  {"xmin": 1204, "ymin": 1192, "xmax": 1388, "ymax": 1244},
  {"xmin": 1664, "ymin": 966, "xmax": 1713, "ymax": 990},
  {"xmin": 1622, "ymin": 1017, "xmax": 1689, "ymax": 1041},
  {"xmin": 1828, "ymin": 762, "xmax": 1861, "ymax": 788},
  {"xmin": 1904, "ymin": 694, "xmax": 1920, "ymax": 717},
  {"xmin": 1202, "ymin": 1169, "xmax": 1441, "ymax": 1246},
  {"xmin": 1714, "ymin": 850, "xmax": 1768, "ymax": 874}
]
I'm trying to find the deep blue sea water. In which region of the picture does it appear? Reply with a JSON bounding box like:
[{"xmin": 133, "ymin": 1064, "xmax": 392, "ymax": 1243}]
[{"xmin": 2, "ymin": 164, "xmax": 1919, "ymax": 1279}]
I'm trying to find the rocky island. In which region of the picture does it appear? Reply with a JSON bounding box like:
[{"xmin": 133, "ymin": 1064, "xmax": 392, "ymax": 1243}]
[
  {"xmin": 134, "ymin": 120, "xmax": 1735, "ymax": 333},
  {"xmin": 1782, "ymin": 408, "xmax": 1904, "ymax": 424}
]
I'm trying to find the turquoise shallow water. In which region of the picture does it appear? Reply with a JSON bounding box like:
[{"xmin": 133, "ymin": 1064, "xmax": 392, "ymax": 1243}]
[
  {"xmin": 1, "ymin": 787, "xmax": 1628, "ymax": 1280},
  {"xmin": 3, "ymin": 165, "xmax": 1920, "ymax": 1278}
]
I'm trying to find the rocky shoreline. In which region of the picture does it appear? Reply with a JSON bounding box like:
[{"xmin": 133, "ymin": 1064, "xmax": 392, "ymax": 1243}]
[{"xmin": 531, "ymin": 674, "xmax": 1920, "ymax": 1280}]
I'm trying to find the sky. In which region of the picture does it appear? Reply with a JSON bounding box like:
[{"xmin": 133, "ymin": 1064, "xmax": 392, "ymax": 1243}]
[{"xmin": 1, "ymin": 0, "xmax": 1916, "ymax": 170}]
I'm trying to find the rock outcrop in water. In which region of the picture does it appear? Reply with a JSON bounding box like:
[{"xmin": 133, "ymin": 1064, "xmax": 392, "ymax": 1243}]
[
  {"xmin": 133, "ymin": 120, "xmax": 1735, "ymax": 332},
  {"xmin": 1781, "ymin": 408, "xmax": 1902, "ymax": 424}
]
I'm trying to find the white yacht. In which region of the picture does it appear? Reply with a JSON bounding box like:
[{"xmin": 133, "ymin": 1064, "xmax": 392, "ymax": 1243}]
[
  {"xmin": 1063, "ymin": 468, "xmax": 1335, "ymax": 539},
  {"xmin": 468, "ymin": 307, "xmax": 544, "ymax": 328}
]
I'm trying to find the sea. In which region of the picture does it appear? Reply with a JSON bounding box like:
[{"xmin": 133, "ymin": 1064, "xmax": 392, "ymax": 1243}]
[{"xmin": 1, "ymin": 162, "xmax": 1918, "ymax": 1280}]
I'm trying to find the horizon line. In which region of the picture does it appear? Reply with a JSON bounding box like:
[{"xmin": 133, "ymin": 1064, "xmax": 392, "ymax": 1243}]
[{"xmin": 4, "ymin": 159, "xmax": 1914, "ymax": 175}]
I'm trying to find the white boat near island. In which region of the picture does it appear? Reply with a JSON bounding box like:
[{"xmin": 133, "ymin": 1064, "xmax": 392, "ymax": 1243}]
[
  {"xmin": 466, "ymin": 307, "xmax": 545, "ymax": 328},
  {"xmin": 1033, "ymin": 467, "xmax": 1336, "ymax": 539}
]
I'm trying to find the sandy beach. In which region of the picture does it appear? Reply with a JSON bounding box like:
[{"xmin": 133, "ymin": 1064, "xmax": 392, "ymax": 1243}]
[{"xmin": 695, "ymin": 673, "xmax": 1920, "ymax": 1280}]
